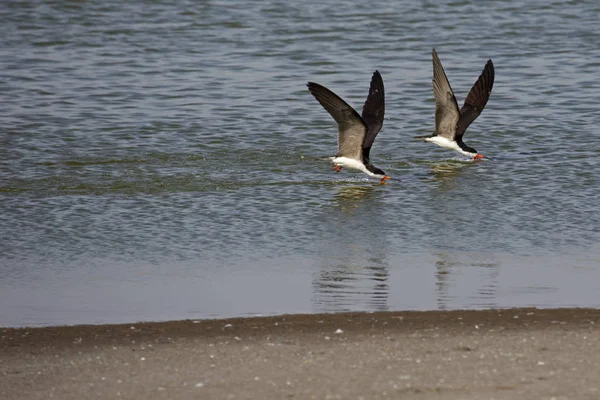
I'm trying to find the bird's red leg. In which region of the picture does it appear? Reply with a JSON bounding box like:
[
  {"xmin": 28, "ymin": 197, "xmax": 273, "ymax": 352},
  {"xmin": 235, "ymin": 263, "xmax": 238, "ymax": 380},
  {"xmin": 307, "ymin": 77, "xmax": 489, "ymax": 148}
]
[{"xmin": 332, "ymin": 165, "xmax": 342, "ymax": 172}]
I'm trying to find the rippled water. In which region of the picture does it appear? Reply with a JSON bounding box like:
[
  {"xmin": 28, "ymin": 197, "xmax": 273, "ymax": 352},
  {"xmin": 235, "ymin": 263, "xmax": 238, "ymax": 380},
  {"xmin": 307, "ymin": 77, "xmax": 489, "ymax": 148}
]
[{"xmin": 2, "ymin": 0, "xmax": 600, "ymax": 326}]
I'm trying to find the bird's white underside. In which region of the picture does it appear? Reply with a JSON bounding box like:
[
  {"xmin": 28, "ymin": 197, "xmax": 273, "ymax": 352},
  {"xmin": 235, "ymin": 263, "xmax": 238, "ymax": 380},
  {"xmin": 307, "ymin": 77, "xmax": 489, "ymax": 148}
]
[
  {"xmin": 330, "ymin": 156, "xmax": 382, "ymax": 178},
  {"xmin": 425, "ymin": 136, "xmax": 476, "ymax": 157}
]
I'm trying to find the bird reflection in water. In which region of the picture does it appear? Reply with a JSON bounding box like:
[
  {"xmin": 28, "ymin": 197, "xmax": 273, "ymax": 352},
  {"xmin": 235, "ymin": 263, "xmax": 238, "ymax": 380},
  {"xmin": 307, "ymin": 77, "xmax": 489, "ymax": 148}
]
[
  {"xmin": 434, "ymin": 252, "xmax": 499, "ymax": 310},
  {"xmin": 332, "ymin": 185, "xmax": 377, "ymax": 213},
  {"xmin": 334, "ymin": 184, "xmax": 376, "ymax": 200},
  {"xmin": 313, "ymin": 259, "xmax": 389, "ymax": 313},
  {"xmin": 313, "ymin": 184, "xmax": 389, "ymax": 312},
  {"xmin": 430, "ymin": 160, "xmax": 474, "ymax": 183}
]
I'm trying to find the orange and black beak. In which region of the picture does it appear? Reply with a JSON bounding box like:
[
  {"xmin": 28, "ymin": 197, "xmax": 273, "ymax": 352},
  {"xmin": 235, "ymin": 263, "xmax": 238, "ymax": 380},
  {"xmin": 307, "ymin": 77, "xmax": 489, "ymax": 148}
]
[
  {"xmin": 474, "ymin": 154, "xmax": 485, "ymax": 160},
  {"xmin": 380, "ymin": 176, "xmax": 390, "ymax": 185}
]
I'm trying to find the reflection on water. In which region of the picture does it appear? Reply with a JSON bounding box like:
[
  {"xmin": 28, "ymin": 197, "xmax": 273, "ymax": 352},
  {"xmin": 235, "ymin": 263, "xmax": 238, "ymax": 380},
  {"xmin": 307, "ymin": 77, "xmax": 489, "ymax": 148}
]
[
  {"xmin": 434, "ymin": 253, "xmax": 454, "ymax": 310},
  {"xmin": 312, "ymin": 251, "xmax": 503, "ymax": 315},
  {"xmin": 332, "ymin": 184, "xmax": 377, "ymax": 211},
  {"xmin": 313, "ymin": 260, "xmax": 389, "ymax": 313},
  {"xmin": 313, "ymin": 184, "xmax": 389, "ymax": 313},
  {"xmin": 434, "ymin": 253, "xmax": 499, "ymax": 310},
  {"xmin": 429, "ymin": 161, "xmax": 475, "ymax": 188}
]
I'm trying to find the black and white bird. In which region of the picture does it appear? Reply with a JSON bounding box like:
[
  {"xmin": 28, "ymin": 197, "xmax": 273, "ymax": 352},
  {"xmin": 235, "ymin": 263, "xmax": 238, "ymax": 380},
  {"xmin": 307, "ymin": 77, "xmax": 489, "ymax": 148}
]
[
  {"xmin": 416, "ymin": 48, "xmax": 495, "ymax": 160},
  {"xmin": 307, "ymin": 71, "xmax": 389, "ymax": 184}
]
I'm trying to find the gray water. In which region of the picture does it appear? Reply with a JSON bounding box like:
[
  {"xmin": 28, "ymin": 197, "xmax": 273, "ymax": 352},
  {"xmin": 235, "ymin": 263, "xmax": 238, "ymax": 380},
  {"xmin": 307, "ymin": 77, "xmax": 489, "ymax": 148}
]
[{"xmin": 2, "ymin": 0, "xmax": 600, "ymax": 327}]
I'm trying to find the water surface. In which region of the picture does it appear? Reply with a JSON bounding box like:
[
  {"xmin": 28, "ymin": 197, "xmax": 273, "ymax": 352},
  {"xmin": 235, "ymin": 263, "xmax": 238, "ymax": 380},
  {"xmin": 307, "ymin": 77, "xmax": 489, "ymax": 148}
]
[{"xmin": 2, "ymin": 0, "xmax": 600, "ymax": 326}]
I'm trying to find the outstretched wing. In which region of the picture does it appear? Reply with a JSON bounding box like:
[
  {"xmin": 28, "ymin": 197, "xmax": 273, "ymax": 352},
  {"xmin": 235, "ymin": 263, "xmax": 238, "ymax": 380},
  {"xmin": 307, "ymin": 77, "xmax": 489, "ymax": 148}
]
[
  {"xmin": 307, "ymin": 82, "xmax": 367, "ymax": 160},
  {"xmin": 456, "ymin": 59, "xmax": 495, "ymax": 138},
  {"xmin": 432, "ymin": 48, "xmax": 460, "ymax": 140},
  {"xmin": 361, "ymin": 70, "xmax": 385, "ymax": 161}
]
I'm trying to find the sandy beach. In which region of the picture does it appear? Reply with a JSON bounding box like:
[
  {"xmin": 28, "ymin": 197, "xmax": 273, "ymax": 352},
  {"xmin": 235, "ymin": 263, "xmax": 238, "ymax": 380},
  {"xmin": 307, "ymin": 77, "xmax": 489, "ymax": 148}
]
[{"xmin": 2, "ymin": 308, "xmax": 600, "ymax": 399}]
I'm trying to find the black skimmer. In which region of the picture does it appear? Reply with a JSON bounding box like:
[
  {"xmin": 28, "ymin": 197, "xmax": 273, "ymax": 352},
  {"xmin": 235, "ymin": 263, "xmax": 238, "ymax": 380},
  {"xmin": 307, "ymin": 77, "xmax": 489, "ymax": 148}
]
[
  {"xmin": 416, "ymin": 48, "xmax": 495, "ymax": 160},
  {"xmin": 307, "ymin": 71, "xmax": 390, "ymax": 184}
]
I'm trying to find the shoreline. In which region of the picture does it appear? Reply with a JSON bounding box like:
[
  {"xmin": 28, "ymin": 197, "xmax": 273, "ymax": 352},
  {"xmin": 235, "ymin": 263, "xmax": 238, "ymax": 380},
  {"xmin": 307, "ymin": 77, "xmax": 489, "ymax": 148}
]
[
  {"xmin": 2, "ymin": 307, "xmax": 600, "ymax": 399},
  {"xmin": 5, "ymin": 305, "xmax": 599, "ymax": 330}
]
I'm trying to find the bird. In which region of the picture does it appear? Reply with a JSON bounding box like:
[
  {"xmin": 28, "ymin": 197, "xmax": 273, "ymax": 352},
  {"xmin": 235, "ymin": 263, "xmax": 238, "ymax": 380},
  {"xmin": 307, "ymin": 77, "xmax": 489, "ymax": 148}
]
[
  {"xmin": 415, "ymin": 48, "xmax": 495, "ymax": 160},
  {"xmin": 307, "ymin": 71, "xmax": 390, "ymax": 184}
]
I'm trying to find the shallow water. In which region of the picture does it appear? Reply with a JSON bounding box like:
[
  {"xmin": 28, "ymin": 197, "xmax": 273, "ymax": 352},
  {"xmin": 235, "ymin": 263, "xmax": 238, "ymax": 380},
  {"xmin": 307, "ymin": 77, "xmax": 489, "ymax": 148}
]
[{"xmin": 2, "ymin": 0, "xmax": 600, "ymax": 326}]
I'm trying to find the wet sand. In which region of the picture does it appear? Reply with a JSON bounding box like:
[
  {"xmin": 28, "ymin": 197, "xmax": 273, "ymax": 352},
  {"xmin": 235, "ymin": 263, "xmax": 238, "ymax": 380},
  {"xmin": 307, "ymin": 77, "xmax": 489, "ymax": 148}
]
[{"xmin": 2, "ymin": 308, "xmax": 600, "ymax": 399}]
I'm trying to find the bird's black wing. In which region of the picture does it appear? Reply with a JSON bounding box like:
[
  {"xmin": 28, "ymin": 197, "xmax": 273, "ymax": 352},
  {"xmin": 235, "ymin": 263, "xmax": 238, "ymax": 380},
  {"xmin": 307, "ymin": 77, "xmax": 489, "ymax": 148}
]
[
  {"xmin": 361, "ymin": 70, "xmax": 385, "ymax": 162},
  {"xmin": 456, "ymin": 59, "xmax": 494, "ymax": 139}
]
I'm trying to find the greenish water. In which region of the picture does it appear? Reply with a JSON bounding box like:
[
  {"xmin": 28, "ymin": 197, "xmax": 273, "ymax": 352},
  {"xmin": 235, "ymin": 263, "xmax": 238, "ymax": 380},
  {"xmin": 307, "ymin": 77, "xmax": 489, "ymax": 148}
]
[{"xmin": 2, "ymin": 0, "xmax": 600, "ymax": 326}]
